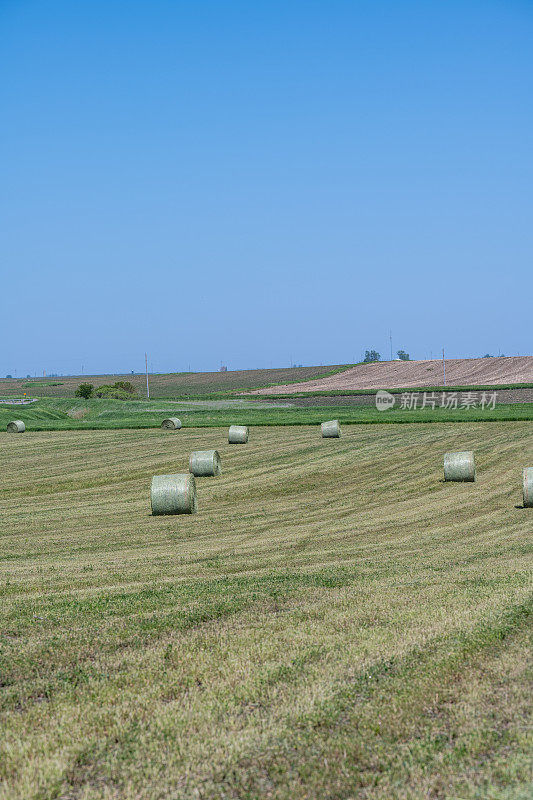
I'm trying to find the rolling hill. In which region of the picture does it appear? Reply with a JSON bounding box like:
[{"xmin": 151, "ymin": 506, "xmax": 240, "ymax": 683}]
[
  {"xmin": 0, "ymin": 364, "xmax": 351, "ymax": 399},
  {"xmin": 252, "ymin": 356, "xmax": 533, "ymax": 394}
]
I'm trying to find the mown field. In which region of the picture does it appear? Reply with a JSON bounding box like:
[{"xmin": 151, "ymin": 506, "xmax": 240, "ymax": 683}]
[
  {"xmin": 0, "ymin": 423, "xmax": 532, "ymax": 799},
  {"xmin": 1, "ymin": 396, "xmax": 533, "ymax": 431}
]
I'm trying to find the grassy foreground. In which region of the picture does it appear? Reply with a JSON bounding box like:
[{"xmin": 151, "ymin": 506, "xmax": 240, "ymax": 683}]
[
  {"xmin": 0, "ymin": 423, "xmax": 532, "ymax": 799},
  {"xmin": 1, "ymin": 396, "xmax": 533, "ymax": 431}
]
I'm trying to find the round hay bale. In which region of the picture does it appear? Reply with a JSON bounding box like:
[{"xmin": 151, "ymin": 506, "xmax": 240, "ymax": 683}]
[
  {"xmin": 161, "ymin": 418, "xmax": 182, "ymax": 430},
  {"xmin": 151, "ymin": 474, "xmax": 197, "ymax": 515},
  {"xmin": 189, "ymin": 449, "xmax": 222, "ymax": 477},
  {"xmin": 523, "ymin": 467, "xmax": 533, "ymax": 508},
  {"xmin": 7, "ymin": 420, "xmax": 25, "ymax": 433},
  {"xmin": 443, "ymin": 451, "xmax": 475, "ymax": 482},
  {"xmin": 228, "ymin": 425, "xmax": 248, "ymax": 444},
  {"xmin": 321, "ymin": 420, "xmax": 340, "ymax": 438}
]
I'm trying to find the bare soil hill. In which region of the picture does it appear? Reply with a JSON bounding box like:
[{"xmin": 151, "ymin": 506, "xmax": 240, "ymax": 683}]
[{"xmin": 253, "ymin": 356, "xmax": 533, "ymax": 394}]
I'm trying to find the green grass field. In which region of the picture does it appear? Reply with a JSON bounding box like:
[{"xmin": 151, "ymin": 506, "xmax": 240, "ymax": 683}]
[
  {"xmin": 1, "ymin": 422, "xmax": 532, "ymax": 799},
  {"xmin": 1, "ymin": 396, "xmax": 533, "ymax": 432}
]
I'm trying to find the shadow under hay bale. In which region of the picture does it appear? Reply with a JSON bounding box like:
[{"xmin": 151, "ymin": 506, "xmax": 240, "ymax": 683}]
[
  {"xmin": 151, "ymin": 474, "xmax": 197, "ymax": 515},
  {"xmin": 228, "ymin": 425, "xmax": 248, "ymax": 444},
  {"xmin": 189, "ymin": 450, "xmax": 221, "ymax": 477},
  {"xmin": 7, "ymin": 420, "xmax": 25, "ymax": 433},
  {"xmin": 321, "ymin": 420, "xmax": 340, "ymax": 438},
  {"xmin": 161, "ymin": 418, "xmax": 182, "ymax": 430},
  {"xmin": 444, "ymin": 451, "xmax": 476, "ymax": 482}
]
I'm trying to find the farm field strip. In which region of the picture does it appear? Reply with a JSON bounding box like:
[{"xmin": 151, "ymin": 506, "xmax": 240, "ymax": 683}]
[
  {"xmin": 0, "ymin": 364, "xmax": 354, "ymax": 399},
  {"xmin": 5, "ymin": 358, "xmax": 533, "ymax": 403},
  {"xmin": 253, "ymin": 356, "xmax": 533, "ymax": 394},
  {"xmin": 1, "ymin": 396, "xmax": 533, "ymax": 433}
]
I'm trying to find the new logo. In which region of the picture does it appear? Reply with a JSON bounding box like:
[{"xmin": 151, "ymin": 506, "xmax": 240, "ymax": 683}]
[{"xmin": 375, "ymin": 390, "xmax": 395, "ymax": 411}]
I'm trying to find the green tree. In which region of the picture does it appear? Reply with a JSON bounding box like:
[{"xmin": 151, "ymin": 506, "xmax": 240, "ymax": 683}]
[
  {"xmin": 94, "ymin": 385, "xmax": 132, "ymax": 400},
  {"xmin": 363, "ymin": 350, "xmax": 380, "ymax": 363},
  {"xmin": 396, "ymin": 350, "xmax": 410, "ymax": 361},
  {"xmin": 113, "ymin": 381, "xmax": 136, "ymax": 394},
  {"xmin": 75, "ymin": 383, "xmax": 94, "ymax": 399}
]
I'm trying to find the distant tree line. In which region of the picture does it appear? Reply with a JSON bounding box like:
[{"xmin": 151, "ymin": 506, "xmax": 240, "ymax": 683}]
[{"xmin": 363, "ymin": 350, "xmax": 410, "ymax": 363}]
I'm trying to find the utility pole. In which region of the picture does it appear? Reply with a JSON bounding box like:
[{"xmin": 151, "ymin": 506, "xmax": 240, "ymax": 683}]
[
  {"xmin": 145, "ymin": 353, "xmax": 150, "ymax": 399},
  {"xmin": 389, "ymin": 330, "xmax": 393, "ymax": 361},
  {"xmin": 442, "ymin": 348, "xmax": 446, "ymax": 386}
]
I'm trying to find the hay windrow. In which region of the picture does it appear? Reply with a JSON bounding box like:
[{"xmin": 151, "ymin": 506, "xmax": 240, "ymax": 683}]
[{"xmin": 67, "ymin": 408, "xmax": 89, "ymax": 420}]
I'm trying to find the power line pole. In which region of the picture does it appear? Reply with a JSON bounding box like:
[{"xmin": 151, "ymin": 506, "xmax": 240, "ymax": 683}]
[
  {"xmin": 389, "ymin": 330, "xmax": 393, "ymax": 361},
  {"xmin": 442, "ymin": 348, "xmax": 446, "ymax": 386},
  {"xmin": 145, "ymin": 352, "xmax": 150, "ymax": 399}
]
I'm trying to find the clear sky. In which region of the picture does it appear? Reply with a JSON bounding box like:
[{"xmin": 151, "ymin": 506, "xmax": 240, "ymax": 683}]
[{"xmin": 1, "ymin": 0, "xmax": 532, "ymax": 376}]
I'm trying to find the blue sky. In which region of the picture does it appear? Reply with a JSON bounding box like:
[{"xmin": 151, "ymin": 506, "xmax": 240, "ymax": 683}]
[{"xmin": 1, "ymin": 0, "xmax": 532, "ymax": 376}]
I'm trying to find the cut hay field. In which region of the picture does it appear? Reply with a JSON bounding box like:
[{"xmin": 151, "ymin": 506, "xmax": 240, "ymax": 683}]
[{"xmin": 1, "ymin": 423, "xmax": 532, "ymax": 799}]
